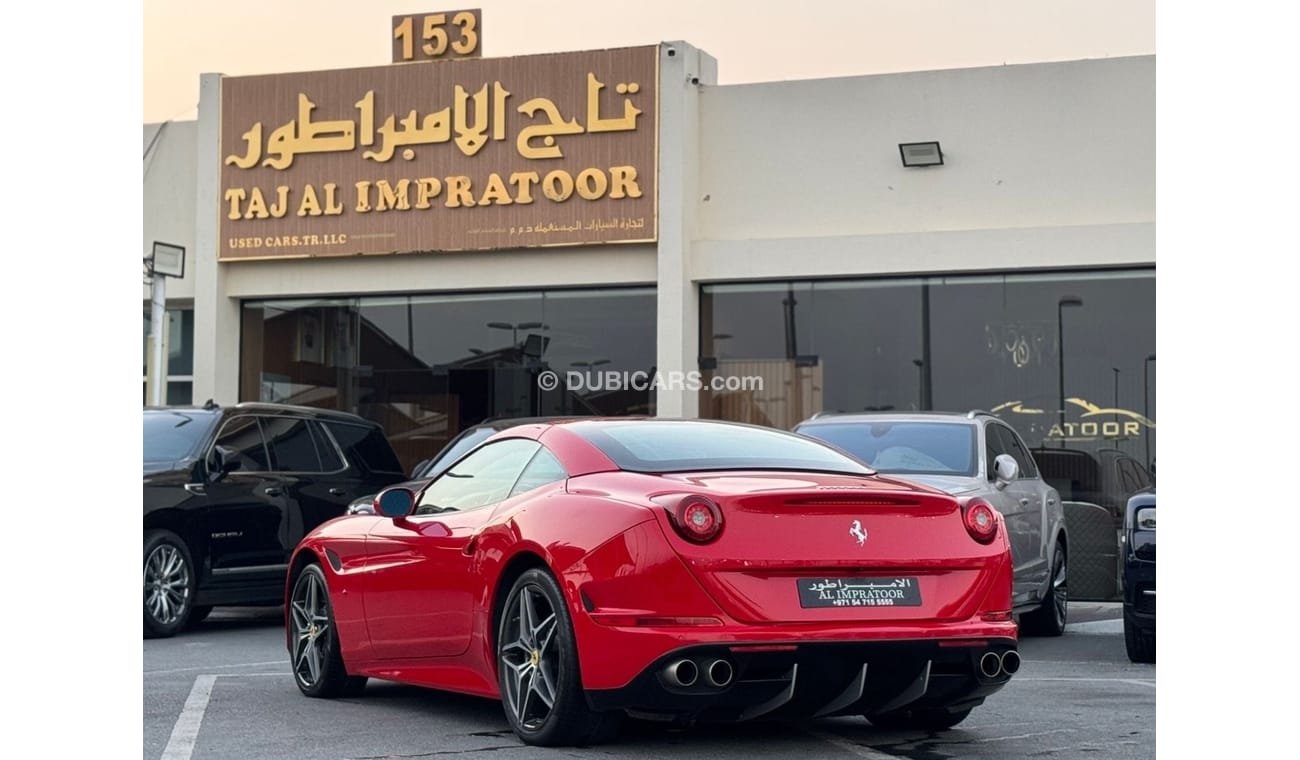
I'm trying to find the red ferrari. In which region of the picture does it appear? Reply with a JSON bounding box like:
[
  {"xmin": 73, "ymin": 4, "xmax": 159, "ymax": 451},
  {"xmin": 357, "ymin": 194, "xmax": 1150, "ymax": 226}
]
[{"xmin": 285, "ymin": 419, "xmax": 1018, "ymax": 746}]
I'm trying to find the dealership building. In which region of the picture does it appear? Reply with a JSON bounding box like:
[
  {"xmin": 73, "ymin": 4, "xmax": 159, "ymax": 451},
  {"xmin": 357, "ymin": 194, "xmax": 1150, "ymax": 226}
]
[{"xmin": 143, "ymin": 40, "xmax": 1155, "ymax": 481}]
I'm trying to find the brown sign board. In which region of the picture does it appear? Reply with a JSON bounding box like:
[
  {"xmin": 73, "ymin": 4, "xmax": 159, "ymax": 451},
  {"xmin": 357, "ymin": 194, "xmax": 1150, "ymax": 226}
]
[
  {"xmin": 219, "ymin": 45, "xmax": 658, "ymax": 261},
  {"xmin": 391, "ymin": 9, "xmax": 483, "ymax": 63}
]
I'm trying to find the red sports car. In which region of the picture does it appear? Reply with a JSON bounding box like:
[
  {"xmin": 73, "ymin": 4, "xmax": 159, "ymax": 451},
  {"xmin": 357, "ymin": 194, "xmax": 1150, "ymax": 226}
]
[{"xmin": 285, "ymin": 419, "xmax": 1019, "ymax": 746}]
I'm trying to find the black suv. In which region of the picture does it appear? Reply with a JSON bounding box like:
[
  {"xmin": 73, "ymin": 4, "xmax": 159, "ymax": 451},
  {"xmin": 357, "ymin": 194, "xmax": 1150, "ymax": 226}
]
[{"xmin": 143, "ymin": 402, "xmax": 405, "ymax": 638}]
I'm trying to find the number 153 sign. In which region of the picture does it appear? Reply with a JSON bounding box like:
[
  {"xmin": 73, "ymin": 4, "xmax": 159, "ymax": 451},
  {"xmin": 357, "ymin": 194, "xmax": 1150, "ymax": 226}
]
[{"xmin": 392, "ymin": 9, "xmax": 482, "ymax": 63}]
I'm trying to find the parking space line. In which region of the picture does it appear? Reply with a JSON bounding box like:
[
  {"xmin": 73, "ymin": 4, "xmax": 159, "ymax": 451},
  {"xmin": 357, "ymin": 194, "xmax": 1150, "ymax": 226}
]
[
  {"xmin": 145, "ymin": 660, "xmax": 286, "ymax": 676},
  {"xmin": 161, "ymin": 675, "xmax": 216, "ymax": 760}
]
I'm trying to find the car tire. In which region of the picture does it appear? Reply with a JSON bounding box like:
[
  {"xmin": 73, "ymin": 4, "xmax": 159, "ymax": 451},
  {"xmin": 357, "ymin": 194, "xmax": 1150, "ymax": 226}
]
[
  {"xmin": 868, "ymin": 707, "xmax": 973, "ymax": 731},
  {"xmin": 1123, "ymin": 610, "xmax": 1155, "ymax": 663},
  {"xmin": 1020, "ymin": 541, "xmax": 1068, "ymax": 637},
  {"xmin": 288, "ymin": 563, "xmax": 368, "ymax": 698},
  {"xmin": 144, "ymin": 529, "xmax": 198, "ymax": 639},
  {"xmin": 497, "ymin": 568, "xmax": 621, "ymax": 746}
]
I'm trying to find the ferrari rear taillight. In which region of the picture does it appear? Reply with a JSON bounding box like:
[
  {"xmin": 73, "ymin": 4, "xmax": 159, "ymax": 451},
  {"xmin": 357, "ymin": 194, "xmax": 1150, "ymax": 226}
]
[
  {"xmin": 963, "ymin": 499, "xmax": 998, "ymax": 544},
  {"xmin": 654, "ymin": 494, "xmax": 724, "ymax": 543}
]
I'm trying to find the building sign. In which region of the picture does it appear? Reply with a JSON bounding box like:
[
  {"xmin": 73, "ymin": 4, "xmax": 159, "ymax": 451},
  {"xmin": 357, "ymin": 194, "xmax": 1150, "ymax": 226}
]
[
  {"xmin": 391, "ymin": 10, "xmax": 482, "ymax": 63},
  {"xmin": 219, "ymin": 45, "xmax": 657, "ymax": 261},
  {"xmin": 991, "ymin": 398, "xmax": 1156, "ymax": 442}
]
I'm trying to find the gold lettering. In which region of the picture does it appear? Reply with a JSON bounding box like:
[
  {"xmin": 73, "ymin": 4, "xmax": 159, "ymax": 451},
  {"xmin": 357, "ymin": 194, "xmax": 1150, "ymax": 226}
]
[
  {"xmin": 355, "ymin": 181, "xmax": 372, "ymax": 212},
  {"xmin": 268, "ymin": 186, "xmax": 290, "ymax": 218},
  {"xmin": 1124, "ymin": 422, "xmax": 1140, "ymax": 436},
  {"xmin": 244, "ymin": 187, "xmax": 270, "ymax": 219},
  {"xmin": 575, "ymin": 168, "xmax": 608, "ymax": 200},
  {"xmin": 454, "ymin": 84, "xmax": 489, "ymax": 156},
  {"xmin": 509, "ymin": 172, "xmax": 539, "ymax": 204},
  {"xmin": 608, "ymin": 166, "xmax": 643, "ymax": 199},
  {"xmin": 446, "ymin": 176, "xmax": 475, "ymax": 207},
  {"xmin": 323, "ymin": 183, "xmax": 343, "ymax": 215},
  {"xmin": 224, "ymin": 188, "xmax": 246, "ymax": 220},
  {"xmin": 224, "ymin": 123, "xmax": 262, "ymax": 169},
  {"xmin": 477, "ymin": 173, "xmax": 513, "ymax": 206},
  {"xmin": 297, "ymin": 185, "xmax": 322, "ymax": 217},
  {"xmin": 1080, "ymin": 422, "xmax": 1097, "ymax": 436},
  {"xmin": 1048, "ymin": 424, "xmax": 1064, "ymax": 438},
  {"xmin": 376, "ymin": 179, "xmax": 412, "ymax": 211},
  {"xmin": 1102, "ymin": 421, "xmax": 1120, "ymax": 437},
  {"xmin": 415, "ymin": 178, "xmax": 443, "ymax": 209},
  {"xmin": 542, "ymin": 170, "xmax": 574, "ymax": 202}
]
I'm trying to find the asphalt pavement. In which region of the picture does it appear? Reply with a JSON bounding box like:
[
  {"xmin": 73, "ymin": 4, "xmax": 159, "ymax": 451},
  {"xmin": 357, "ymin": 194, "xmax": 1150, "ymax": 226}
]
[{"xmin": 143, "ymin": 602, "xmax": 1154, "ymax": 759}]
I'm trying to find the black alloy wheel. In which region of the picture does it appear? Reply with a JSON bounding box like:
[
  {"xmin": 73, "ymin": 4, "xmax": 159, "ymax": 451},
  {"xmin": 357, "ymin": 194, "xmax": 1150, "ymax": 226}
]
[
  {"xmin": 497, "ymin": 568, "xmax": 620, "ymax": 746},
  {"xmin": 289, "ymin": 564, "xmax": 367, "ymax": 698}
]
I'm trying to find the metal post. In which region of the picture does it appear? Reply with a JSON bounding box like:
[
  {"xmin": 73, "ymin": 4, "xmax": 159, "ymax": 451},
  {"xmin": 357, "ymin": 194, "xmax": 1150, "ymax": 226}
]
[{"xmin": 148, "ymin": 274, "xmax": 168, "ymax": 406}]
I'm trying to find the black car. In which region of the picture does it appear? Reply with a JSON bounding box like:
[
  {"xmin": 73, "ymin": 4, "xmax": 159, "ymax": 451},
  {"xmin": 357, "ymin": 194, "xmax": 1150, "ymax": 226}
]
[
  {"xmin": 1122, "ymin": 489, "xmax": 1156, "ymax": 663},
  {"xmin": 144, "ymin": 401, "xmax": 406, "ymax": 638},
  {"xmin": 345, "ymin": 416, "xmax": 578, "ymax": 515}
]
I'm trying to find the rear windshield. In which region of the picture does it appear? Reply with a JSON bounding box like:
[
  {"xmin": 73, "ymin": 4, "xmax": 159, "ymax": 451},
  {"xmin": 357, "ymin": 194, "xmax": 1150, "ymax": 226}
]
[
  {"xmin": 144, "ymin": 410, "xmax": 217, "ymax": 463},
  {"xmin": 797, "ymin": 421, "xmax": 977, "ymax": 477},
  {"xmin": 571, "ymin": 421, "xmax": 873, "ymax": 475}
]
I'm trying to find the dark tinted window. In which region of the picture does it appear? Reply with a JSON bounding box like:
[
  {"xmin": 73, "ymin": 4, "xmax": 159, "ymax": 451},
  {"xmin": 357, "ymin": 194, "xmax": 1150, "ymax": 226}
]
[
  {"xmin": 509, "ymin": 448, "xmax": 568, "ymax": 497},
  {"xmin": 144, "ymin": 410, "xmax": 217, "ymax": 463},
  {"xmin": 416, "ymin": 426, "xmax": 499, "ymax": 478},
  {"xmin": 798, "ymin": 421, "xmax": 976, "ymax": 476},
  {"xmin": 324, "ymin": 421, "xmax": 403, "ymax": 474},
  {"xmin": 992, "ymin": 424, "xmax": 1039, "ymax": 479},
  {"xmin": 262, "ymin": 417, "xmax": 322, "ymax": 472},
  {"xmin": 574, "ymin": 421, "xmax": 872, "ymax": 475},
  {"xmin": 213, "ymin": 416, "xmax": 270, "ymax": 472},
  {"xmin": 310, "ymin": 421, "xmax": 344, "ymax": 471},
  {"xmin": 984, "ymin": 424, "xmax": 1011, "ymax": 480},
  {"xmin": 416, "ymin": 439, "xmax": 540, "ymax": 514}
]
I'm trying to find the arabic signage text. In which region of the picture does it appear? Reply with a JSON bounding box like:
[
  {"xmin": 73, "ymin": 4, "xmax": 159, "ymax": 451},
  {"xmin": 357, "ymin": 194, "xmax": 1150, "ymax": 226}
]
[{"xmin": 219, "ymin": 45, "xmax": 657, "ymax": 260}]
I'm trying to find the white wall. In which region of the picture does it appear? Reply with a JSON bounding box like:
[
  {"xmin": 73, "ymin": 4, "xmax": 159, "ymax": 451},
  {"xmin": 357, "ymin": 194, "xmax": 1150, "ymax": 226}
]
[
  {"xmin": 694, "ymin": 55, "xmax": 1154, "ymax": 274},
  {"xmin": 143, "ymin": 120, "xmax": 198, "ymax": 303}
]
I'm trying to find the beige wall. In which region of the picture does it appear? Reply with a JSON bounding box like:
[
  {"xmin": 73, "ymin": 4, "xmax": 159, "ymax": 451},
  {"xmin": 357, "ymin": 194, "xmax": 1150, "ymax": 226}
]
[
  {"xmin": 143, "ymin": 120, "xmax": 198, "ymax": 304},
  {"xmin": 699, "ymin": 56, "xmax": 1154, "ymax": 239}
]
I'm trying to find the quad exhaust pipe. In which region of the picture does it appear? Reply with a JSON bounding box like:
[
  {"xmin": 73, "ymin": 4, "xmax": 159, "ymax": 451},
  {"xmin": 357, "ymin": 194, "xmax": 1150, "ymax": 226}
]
[
  {"xmin": 662, "ymin": 659, "xmax": 699, "ymax": 688},
  {"xmin": 663, "ymin": 658, "xmax": 734, "ymax": 689},
  {"xmin": 979, "ymin": 651, "xmax": 1002, "ymax": 678},
  {"xmin": 979, "ymin": 650, "xmax": 1021, "ymax": 678},
  {"xmin": 705, "ymin": 659, "xmax": 734, "ymax": 688}
]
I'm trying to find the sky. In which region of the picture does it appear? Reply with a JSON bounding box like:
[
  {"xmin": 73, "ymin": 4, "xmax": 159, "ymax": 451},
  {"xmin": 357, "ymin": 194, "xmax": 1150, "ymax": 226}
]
[{"xmin": 144, "ymin": 0, "xmax": 1155, "ymax": 123}]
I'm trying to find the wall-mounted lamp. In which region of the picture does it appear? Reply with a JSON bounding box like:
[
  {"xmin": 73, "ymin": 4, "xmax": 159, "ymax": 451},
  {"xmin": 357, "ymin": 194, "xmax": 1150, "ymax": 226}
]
[{"xmin": 899, "ymin": 141, "xmax": 944, "ymax": 167}]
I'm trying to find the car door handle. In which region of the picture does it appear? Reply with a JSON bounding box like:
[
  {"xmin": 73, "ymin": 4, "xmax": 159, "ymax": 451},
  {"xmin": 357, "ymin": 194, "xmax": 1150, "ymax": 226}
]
[
  {"xmin": 328, "ymin": 487, "xmax": 346, "ymax": 496},
  {"xmin": 1019, "ymin": 498, "xmax": 1031, "ymax": 506},
  {"xmin": 264, "ymin": 486, "xmax": 284, "ymax": 497}
]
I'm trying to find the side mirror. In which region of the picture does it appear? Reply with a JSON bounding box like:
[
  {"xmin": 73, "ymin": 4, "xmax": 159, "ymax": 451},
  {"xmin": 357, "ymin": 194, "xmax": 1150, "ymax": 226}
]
[
  {"xmin": 375, "ymin": 487, "xmax": 416, "ymax": 518},
  {"xmin": 992, "ymin": 454, "xmax": 1019, "ymax": 489},
  {"xmin": 209, "ymin": 446, "xmax": 241, "ymax": 482}
]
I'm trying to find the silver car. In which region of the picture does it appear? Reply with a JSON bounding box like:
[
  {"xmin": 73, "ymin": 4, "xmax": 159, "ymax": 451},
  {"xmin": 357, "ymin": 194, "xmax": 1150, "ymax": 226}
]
[{"xmin": 794, "ymin": 411, "xmax": 1068, "ymax": 636}]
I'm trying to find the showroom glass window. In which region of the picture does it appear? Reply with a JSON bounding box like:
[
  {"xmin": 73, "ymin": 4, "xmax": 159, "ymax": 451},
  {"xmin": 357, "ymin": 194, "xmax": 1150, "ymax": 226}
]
[
  {"xmin": 701, "ymin": 269, "xmax": 1155, "ymax": 475},
  {"xmin": 240, "ymin": 287, "xmax": 655, "ymax": 473},
  {"xmin": 143, "ymin": 308, "xmax": 194, "ymax": 405}
]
